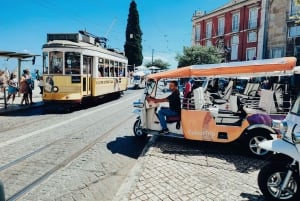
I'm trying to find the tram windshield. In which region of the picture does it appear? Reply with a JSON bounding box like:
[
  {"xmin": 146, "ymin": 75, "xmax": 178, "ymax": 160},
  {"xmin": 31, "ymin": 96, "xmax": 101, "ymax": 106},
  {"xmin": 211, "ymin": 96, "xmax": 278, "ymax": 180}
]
[
  {"xmin": 49, "ymin": 51, "xmax": 63, "ymax": 74},
  {"xmin": 43, "ymin": 52, "xmax": 48, "ymax": 74}
]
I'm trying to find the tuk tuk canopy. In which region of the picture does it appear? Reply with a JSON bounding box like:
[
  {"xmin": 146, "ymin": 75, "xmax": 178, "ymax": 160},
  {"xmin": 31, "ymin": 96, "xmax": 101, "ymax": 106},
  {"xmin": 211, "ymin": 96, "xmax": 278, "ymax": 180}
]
[{"xmin": 147, "ymin": 57, "xmax": 297, "ymax": 80}]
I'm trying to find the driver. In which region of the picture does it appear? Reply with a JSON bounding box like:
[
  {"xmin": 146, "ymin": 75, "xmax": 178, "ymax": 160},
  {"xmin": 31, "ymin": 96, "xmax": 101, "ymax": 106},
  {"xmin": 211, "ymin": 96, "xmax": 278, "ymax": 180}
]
[{"xmin": 146, "ymin": 81, "xmax": 181, "ymax": 134}]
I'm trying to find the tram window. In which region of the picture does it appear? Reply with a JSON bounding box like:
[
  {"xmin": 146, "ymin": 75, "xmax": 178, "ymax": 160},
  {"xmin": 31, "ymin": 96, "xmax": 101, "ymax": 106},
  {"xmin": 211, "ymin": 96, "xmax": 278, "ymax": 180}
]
[
  {"xmin": 65, "ymin": 52, "xmax": 80, "ymax": 74},
  {"xmin": 114, "ymin": 61, "xmax": 119, "ymax": 77},
  {"xmin": 49, "ymin": 51, "xmax": 63, "ymax": 74},
  {"xmin": 104, "ymin": 59, "xmax": 109, "ymax": 77},
  {"xmin": 43, "ymin": 52, "xmax": 49, "ymax": 74},
  {"xmin": 98, "ymin": 58, "xmax": 104, "ymax": 77},
  {"xmin": 83, "ymin": 56, "xmax": 92, "ymax": 74},
  {"xmin": 110, "ymin": 60, "xmax": 114, "ymax": 77},
  {"xmin": 118, "ymin": 62, "xmax": 123, "ymax": 77}
]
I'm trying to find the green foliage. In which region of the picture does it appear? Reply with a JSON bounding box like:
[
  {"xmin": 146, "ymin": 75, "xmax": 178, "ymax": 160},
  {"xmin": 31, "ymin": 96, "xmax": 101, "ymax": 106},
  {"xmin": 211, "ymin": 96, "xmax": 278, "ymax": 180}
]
[
  {"xmin": 176, "ymin": 46, "xmax": 222, "ymax": 67},
  {"xmin": 124, "ymin": 0, "xmax": 143, "ymax": 71},
  {"xmin": 290, "ymin": 0, "xmax": 300, "ymax": 23},
  {"xmin": 144, "ymin": 59, "xmax": 170, "ymax": 70}
]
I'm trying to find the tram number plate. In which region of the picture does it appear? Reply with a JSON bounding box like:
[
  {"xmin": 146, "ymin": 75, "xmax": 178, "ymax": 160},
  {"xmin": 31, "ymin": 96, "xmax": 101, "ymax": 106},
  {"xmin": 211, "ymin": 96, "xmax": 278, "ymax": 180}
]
[{"xmin": 71, "ymin": 76, "xmax": 81, "ymax": 83}]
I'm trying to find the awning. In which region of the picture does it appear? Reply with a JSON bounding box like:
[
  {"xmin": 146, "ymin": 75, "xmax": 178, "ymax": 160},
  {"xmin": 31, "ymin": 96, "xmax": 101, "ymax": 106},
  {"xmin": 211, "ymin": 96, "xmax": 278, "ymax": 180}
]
[
  {"xmin": 0, "ymin": 50, "xmax": 39, "ymax": 59},
  {"xmin": 147, "ymin": 57, "xmax": 297, "ymax": 80}
]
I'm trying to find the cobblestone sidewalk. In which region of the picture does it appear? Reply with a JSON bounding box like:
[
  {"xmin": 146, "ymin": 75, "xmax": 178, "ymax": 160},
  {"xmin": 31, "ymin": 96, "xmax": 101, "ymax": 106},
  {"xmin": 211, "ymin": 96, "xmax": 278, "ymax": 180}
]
[{"xmin": 118, "ymin": 137, "xmax": 268, "ymax": 201}]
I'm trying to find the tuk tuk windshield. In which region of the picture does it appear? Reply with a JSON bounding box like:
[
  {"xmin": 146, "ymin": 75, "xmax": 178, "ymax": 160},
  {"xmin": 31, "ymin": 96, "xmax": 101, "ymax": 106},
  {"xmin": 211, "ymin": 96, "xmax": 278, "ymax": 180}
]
[
  {"xmin": 291, "ymin": 94, "xmax": 300, "ymax": 116},
  {"xmin": 145, "ymin": 79, "xmax": 156, "ymax": 95}
]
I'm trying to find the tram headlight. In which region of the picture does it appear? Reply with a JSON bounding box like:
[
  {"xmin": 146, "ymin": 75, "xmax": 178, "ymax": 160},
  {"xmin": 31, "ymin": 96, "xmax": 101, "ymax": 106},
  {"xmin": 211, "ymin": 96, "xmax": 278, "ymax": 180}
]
[{"xmin": 52, "ymin": 86, "xmax": 59, "ymax": 93}]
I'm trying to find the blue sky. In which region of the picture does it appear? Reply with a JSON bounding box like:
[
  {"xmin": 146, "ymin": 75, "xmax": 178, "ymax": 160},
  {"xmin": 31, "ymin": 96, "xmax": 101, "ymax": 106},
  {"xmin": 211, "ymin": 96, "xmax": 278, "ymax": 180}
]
[{"xmin": 0, "ymin": 0, "xmax": 229, "ymax": 71}]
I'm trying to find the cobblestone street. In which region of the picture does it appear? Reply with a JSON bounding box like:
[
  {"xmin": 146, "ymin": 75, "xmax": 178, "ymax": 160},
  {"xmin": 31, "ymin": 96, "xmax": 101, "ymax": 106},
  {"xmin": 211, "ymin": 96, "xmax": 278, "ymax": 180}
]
[{"xmin": 120, "ymin": 137, "xmax": 268, "ymax": 201}]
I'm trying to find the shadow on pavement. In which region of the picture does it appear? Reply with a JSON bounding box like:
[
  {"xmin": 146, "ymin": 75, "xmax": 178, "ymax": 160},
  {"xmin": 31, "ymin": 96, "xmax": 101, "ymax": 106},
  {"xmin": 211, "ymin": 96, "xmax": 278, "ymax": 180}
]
[
  {"xmin": 1, "ymin": 95, "xmax": 122, "ymax": 117},
  {"xmin": 154, "ymin": 136, "xmax": 268, "ymax": 173},
  {"xmin": 106, "ymin": 136, "xmax": 149, "ymax": 159},
  {"xmin": 240, "ymin": 193, "xmax": 265, "ymax": 201}
]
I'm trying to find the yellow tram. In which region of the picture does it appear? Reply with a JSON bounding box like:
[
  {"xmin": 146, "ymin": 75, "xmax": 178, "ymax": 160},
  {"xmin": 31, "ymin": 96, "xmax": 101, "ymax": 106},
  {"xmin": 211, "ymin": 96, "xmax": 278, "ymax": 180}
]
[{"xmin": 42, "ymin": 30, "xmax": 128, "ymax": 103}]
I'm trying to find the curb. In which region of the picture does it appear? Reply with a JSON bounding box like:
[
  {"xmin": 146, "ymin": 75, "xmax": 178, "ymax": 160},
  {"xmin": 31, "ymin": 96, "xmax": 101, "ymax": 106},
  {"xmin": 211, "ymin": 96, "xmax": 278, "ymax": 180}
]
[{"xmin": 112, "ymin": 135, "xmax": 158, "ymax": 201}]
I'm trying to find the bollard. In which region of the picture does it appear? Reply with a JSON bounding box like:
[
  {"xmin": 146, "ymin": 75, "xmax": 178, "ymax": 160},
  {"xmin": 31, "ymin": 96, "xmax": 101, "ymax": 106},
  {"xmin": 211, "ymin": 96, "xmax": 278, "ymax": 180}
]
[{"xmin": 0, "ymin": 181, "xmax": 5, "ymax": 201}]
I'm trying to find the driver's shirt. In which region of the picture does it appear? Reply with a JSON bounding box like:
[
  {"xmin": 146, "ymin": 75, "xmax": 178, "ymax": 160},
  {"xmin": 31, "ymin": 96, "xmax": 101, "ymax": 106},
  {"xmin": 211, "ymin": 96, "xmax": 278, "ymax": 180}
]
[{"xmin": 167, "ymin": 89, "xmax": 181, "ymax": 114}]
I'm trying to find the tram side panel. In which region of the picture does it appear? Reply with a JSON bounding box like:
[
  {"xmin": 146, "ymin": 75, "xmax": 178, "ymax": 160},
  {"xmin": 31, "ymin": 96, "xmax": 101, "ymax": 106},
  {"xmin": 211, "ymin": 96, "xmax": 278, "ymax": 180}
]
[
  {"xmin": 43, "ymin": 75, "xmax": 82, "ymax": 103},
  {"xmin": 92, "ymin": 77, "xmax": 128, "ymax": 96}
]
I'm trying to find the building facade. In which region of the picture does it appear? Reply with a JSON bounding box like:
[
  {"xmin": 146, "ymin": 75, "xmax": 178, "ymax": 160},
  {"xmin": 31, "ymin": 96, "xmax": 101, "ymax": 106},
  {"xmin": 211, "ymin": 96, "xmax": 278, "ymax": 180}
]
[
  {"xmin": 267, "ymin": 0, "xmax": 300, "ymax": 65},
  {"xmin": 192, "ymin": 0, "xmax": 265, "ymax": 62}
]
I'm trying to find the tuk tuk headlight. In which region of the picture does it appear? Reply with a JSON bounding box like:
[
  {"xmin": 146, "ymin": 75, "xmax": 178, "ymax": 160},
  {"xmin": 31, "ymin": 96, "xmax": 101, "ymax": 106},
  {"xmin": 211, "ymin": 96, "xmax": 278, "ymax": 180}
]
[
  {"xmin": 292, "ymin": 132, "xmax": 300, "ymax": 144},
  {"xmin": 272, "ymin": 120, "xmax": 288, "ymax": 136}
]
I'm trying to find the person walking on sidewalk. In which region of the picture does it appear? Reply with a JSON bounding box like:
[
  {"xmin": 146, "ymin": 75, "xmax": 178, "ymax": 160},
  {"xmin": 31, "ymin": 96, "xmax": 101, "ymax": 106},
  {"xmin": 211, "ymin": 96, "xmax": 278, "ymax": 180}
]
[
  {"xmin": 6, "ymin": 73, "xmax": 18, "ymax": 104},
  {"xmin": 24, "ymin": 69, "xmax": 34, "ymax": 104},
  {"xmin": 146, "ymin": 80, "xmax": 181, "ymax": 134},
  {"xmin": 20, "ymin": 70, "xmax": 29, "ymax": 106}
]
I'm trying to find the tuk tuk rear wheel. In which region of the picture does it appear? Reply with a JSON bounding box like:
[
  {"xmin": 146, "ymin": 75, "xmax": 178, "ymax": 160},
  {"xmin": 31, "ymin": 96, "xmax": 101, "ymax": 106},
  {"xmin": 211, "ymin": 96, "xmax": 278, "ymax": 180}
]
[
  {"xmin": 244, "ymin": 131, "xmax": 272, "ymax": 158},
  {"xmin": 133, "ymin": 119, "xmax": 147, "ymax": 139}
]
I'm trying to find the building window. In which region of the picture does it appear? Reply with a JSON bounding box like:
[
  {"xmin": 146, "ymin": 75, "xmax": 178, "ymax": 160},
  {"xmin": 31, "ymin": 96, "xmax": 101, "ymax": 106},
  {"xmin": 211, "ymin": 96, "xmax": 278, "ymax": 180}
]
[
  {"xmin": 194, "ymin": 24, "xmax": 201, "ymax": 42},
  {"xmin": 290, "ymin": 0, "xmax": 300, "ymax": 16},
  {"xmin": 271, "ymin": 48, "xmax": 283, "ymax": 58},
  {"xmin": 206, "ymin": 22, "xmax": 212, "ymax": 38},
  {"xmin": 248, "ymin": 31, "xmax": 257, "ymax": 42},
  {"xmin": 218, "ymin": 17, "xmax": 225, "ymax": 35},
  {"xmin": 248, "ymin": 8, "xmax": 258, "ymax": 29},
  {"xmin": 231, "ymin": 35, "xmax": 239, "ymax": 60},
  {"xmin": 232, "ymin": 13, "xmax": 240, "ymax": 32},
  {"xmin": 246, "ymin": 48, "xmax": 256, "ymax": 60},
  {"xmin": 206, "ymin": 40, "xmax": 212, "ymax": 47},
  {"xmin": 289, "ymin": 25, "xmax": 300, "ymax": 37}
]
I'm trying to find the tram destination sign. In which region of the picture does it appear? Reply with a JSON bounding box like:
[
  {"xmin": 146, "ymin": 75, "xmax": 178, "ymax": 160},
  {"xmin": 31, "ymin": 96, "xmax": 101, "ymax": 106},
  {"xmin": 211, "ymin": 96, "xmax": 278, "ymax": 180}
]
[{"xmin": 71, "ymin": 76, "xmax": 81, "ymax": 83}]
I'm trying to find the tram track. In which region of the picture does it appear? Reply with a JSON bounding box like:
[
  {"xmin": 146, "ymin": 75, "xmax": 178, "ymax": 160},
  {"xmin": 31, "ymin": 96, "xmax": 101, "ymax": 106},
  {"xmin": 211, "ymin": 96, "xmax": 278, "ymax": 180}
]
[
  {"xmin": 0, "ymin": 92, "xmax": 141, "ymax": 200},
  {"xmin": 6, "ymin": 113, "xmax": 135, "ymax": 201},
  {"xmin": 0, "ymin": 104, "xmax": 132, "ymax": 173}
]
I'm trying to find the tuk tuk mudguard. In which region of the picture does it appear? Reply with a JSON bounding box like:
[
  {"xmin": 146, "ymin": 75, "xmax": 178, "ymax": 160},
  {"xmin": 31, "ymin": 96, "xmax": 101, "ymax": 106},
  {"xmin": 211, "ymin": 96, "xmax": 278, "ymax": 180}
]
[{"xmin": 259, "ymin": 139, "xmax": 300, "ymax": 163}]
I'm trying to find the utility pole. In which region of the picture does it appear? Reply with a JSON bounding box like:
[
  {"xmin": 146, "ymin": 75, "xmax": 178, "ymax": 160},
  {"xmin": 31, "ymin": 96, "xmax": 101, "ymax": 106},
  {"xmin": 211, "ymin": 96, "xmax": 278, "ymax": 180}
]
[{"xmin": 151, "ymin": 49, "xmax": 154, "ymax": 66}]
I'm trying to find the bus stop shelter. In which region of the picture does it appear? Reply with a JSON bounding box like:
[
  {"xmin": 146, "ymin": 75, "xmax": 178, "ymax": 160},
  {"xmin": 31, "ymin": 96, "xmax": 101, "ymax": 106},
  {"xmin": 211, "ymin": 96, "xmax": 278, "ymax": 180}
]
[{"xmin": 0, "ymin": 50, "xmax": 39, "ymax": 109}]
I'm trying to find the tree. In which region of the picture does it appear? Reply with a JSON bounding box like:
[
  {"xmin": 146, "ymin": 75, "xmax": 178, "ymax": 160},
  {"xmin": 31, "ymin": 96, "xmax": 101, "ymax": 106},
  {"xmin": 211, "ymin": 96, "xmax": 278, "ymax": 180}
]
[
  {"xmin": 124, "ymin": 0, "xmax": 143, "ymax": 71},
  {"xmin": 145, "ymin": 59, "xmax": 170, "ymax": 70},
  {"xmin": 176, "ymin": 46, "xmax": 222, "ymax": 67}
]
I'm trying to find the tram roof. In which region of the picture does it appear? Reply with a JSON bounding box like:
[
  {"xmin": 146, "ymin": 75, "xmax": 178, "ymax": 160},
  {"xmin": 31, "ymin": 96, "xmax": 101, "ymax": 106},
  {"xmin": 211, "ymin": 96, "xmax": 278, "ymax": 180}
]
[
  {"xmin": 0, "ymin": 50, "xmax": 39, "ymax": 59},
  {"xmin": 147, "ymin": 57, "xmax": 297, "ymax": 80}
]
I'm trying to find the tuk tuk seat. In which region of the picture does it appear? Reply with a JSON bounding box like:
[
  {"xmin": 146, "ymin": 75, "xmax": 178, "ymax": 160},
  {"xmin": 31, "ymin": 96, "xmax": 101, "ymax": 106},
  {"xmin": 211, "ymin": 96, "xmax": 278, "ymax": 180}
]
[{"xmin": 166, "ymin": 115, "xmax": 181, "ymax": 123}]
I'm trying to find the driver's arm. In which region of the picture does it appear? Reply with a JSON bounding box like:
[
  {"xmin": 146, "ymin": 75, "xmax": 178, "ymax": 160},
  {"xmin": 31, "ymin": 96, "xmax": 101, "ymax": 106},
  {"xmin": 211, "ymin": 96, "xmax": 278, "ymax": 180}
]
[{"xmin": 146, "ymin": 96, "xmax": 168, "ymax": 103}]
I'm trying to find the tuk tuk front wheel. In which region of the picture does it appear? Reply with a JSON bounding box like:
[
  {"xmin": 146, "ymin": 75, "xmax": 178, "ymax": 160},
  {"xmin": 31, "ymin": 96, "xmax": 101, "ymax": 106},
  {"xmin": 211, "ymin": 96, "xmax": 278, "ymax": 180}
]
[
  {"xmin": 258, "ymin": 162, "xmax": 300, "ymax": 201},
  {"xmin": 244, "ymin": 131, "xmax": 272, "ymax": 158},
  {"xmin": 133, "ymin": 119, "xmax": 147, "ymax": 139}
]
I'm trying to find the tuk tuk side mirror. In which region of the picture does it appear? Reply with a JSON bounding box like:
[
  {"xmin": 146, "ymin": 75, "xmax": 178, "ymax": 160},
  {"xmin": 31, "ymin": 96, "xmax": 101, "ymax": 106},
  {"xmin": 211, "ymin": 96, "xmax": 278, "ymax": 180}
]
[{"xmin": 292, "ymin": 132, "xmax": 300, "ymax": 144}]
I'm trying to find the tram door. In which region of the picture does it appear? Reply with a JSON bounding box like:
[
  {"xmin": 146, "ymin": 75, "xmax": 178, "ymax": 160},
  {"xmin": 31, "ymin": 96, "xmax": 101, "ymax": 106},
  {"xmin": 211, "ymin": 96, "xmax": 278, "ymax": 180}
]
[{"xmin": 83, "ymin": 56, "xmax": 92, "ymax": 96}]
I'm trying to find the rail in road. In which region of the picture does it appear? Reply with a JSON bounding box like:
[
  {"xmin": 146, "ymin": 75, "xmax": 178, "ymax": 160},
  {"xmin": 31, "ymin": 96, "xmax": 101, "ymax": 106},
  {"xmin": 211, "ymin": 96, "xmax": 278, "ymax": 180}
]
[{"xmin": 0, "ymin": 89, "xmax": 144, "ymax": 201}]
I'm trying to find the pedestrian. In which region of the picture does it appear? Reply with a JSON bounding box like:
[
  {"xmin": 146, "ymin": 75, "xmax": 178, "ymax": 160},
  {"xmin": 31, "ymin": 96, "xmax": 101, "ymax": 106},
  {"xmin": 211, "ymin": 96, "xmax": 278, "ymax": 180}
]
[
  {"xmin": 6, "ymin": 73, "xmax": 18, "ymax": 104},
  {"xmin": 38, "ymin": 76, "xmax": 44, "ymax": 94},
  {"xmin": 20, "ymin": 70, "xmax": 29, "ymax": 106},
  {"xmin": 24, "ymin": 69, "xmax": 34, "ymax": 104},
  {"xmin": 35, "ymin": 69, "xmax": 40, "ymax": 81}
]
